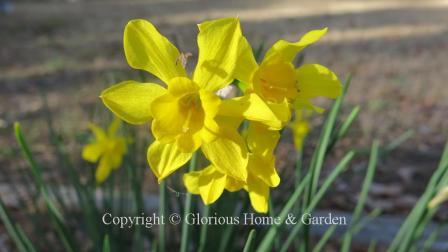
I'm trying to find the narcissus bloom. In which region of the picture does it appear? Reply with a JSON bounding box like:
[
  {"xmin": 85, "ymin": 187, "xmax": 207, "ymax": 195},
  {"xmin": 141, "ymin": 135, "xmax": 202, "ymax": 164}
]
[
  {"xmin": 100, "ymin": 18, "xmax": 280, "ymax": 183},
  {"xmin": 235, "ymin": 27, "xmax": 343, "ymax": 114},
  {"xmin": 82, "ymin": 118, "xmax": 127, "ymax": 183},
  {"xmin": 428, "ymin": 186, "xmax": 448, "ymax": 208},
  {"xmin": 183, "ymin": 122, "xmax": 280, "ymax": 213}
]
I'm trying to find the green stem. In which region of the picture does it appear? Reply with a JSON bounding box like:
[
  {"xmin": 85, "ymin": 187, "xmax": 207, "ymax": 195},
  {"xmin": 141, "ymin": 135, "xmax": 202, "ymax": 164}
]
[
  {"xmin": 243, "ymin": 229, "xmax": 256, "ymax": 252},
  {"xmin": 159, "ymin": 181, "xmax": 166, "ymax": 252},
  {"xmin": 180, "ymin": 152, "xmax": 198, "ymax": 252},
  {"xmin": 198, "ymin": 205, "xmax": 210, "ymax": 252}
]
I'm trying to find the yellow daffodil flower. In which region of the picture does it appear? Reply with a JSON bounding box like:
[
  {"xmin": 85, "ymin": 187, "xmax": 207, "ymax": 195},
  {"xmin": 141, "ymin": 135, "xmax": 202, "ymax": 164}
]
[
  {"xmin": 183, "ymin": 121, "xmax": 280, "ymax": 213},
  {"xmin": 288, "ymin": 110, "xmax": 311, "ymax": 151},
  {"xmin": 234, "ymin": 27, "xmax": 343, "ymax": 114},
  {"xmin": 428, "ymin": 186, "xmax": 448, "ymax": 208},
  {"xmin": 100, "ymin": 18, "xmax": 281, "ymax": 183},
  {"xmin": 82, "ymin": 118, "xmax": 127, "ymax": 183}
]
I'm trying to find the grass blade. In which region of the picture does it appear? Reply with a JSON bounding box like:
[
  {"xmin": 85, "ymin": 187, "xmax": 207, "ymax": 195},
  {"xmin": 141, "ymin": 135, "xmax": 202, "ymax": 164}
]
[
  {"xmin": 14, "ymin": 122, "xmax": 77, "ymax": 252},
  {"xmin": 0, "ymin": 198, "xmax": 31, "ymax": 252},
  {"xmin": 103, "ymin": 235, "xmax": 111, "ymax": 252},
  {"xmin": 243, "ymin": 229, "xmax": 256, "ymax": 252},
  {"xmin": 158, "ymin": 181, "xmax": 166, "ymax": 252},
  {"xmin": 198, "ymin": 205, "xmax": 210, "ymax": 252},
  {"xmin": 312, "ymin": 225, "xmax": 337, "ymax": 252},
  {"xmin": 279, "ymin": 151, "xmax": 356, "ymax": 252},
  {"xmin": 180, "ymin": 152, "xmax": 198, "ymax": 252},
  {"xmin": 341, "ymin": 140, "xmax": 379, "ymax": 252}
]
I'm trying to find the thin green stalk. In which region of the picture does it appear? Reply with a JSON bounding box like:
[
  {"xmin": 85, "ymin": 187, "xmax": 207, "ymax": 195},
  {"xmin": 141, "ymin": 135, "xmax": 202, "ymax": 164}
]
[
  {"xmin": 180, "ymin": 152, "xmax": 198, "ymax": 252},
  {"xmin": 422, "ymin": 225, "xmax": 442, "ymax": 252},
  {"xmin": 388, "ymin": 142, "xmax": 448, "ymax": 252},
  {"xmin": 158, "ymin": 181, "xmax": 166, "ymax": 252},
  {"xmin": 327, "ymin": 105, "xmax": 360, "ymax": 153},
  {"xmin": 310, "ymin": 76, "xmax": 352, "ymax": 197},
  {"xmin": 41, "ymin": 99, "xmax": 101, "ymax": 250},
  {"xmin": 243, "ymin": 229, "xmax": 256, "ymax": 252},
  {"xmin": 198, "ymin": 205, "xmax": 210, "ymax": 252},
  {"xmin": 279, "ymin": 151, "xmax": 356, "ymax": 252},
  {"xmin": 312, "ymin": 225, "xmax": 337, "ymax": 252},
  {"xmin": 103, "ymin": 235, "xmax": 110, "ymax": 252},
  {"xmin": 257, "ymin": 173, "xmax": 312, "ymax": 251},
  {"xmin": 14, "ymin": 122, "xmax": 77, "ymax": 252},
  {"xmin": 0, "ymin": 198, "xmax": 33, "ymax": 252},
  {"xmin": 341, "ymin": 140, "xmax": 379, "ymax": 252}
]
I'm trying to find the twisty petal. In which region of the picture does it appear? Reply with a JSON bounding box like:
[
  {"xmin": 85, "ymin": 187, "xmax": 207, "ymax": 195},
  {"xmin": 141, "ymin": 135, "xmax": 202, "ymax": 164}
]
[
  {"xmin": 201, "ymin": 130, "xmax": 248, "ymax": 182},
  {"xmin": 124, "ymin": 19, "xmax": 187, "ymax": 83},
  {"xmin": 147, "ymin": 141, "xmax": 192, "ymax": 182},
  {"xmin": 82, "ymin": 142, "xmax": 105, "ymax": 163},
  {"xmin": 101, "ymin": 81, "xmax": 166, "ymax": 125},
  {"xmin": 234, "ymin": 37, "xmax": 258, "ymax": 85},
  {"xmin": 183, "ymin": 166, "xmax": 227, "ymax": 205},
  {"xmin": 183, "ymin": 170, "xmax": 201, "ymax": 194},
  {"xmin": 247, "ymin": 122, "xmax": 280, "ymax": 155},
  {"xmin": 218, "ymin": 93, "xmax": 284, "ymax": 130},
  {"xmin": 264, "ymin": 28, "xmax": 327, "ymax": 63},
  {"xmin": 246, "ymin": 175, "xmax": 270, "ymax": 213},
  {"xmin": 198, "ymin": 166, "xmax": 227, "ymax": 205},
  {"xmin": 296, "ymin": 64, "xmax": 342, "ymax": 99},
  {"xmin": 96, "ymin": 156, "xmax": 112, "ymax": 183},
  {"xmin": 194, "ymin": 17, "xmax": 242, "ymax": 91},
  {"xmin": 248, "ymin": 154, "xmax": 280, "ymax": 188}
]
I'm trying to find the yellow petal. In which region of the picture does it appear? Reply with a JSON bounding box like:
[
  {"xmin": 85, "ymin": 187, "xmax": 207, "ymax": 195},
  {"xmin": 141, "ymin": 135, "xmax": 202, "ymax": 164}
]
[
  {"xmin": 264, "ymin": 28, "xmax": 327, "ymax": 63},
  {"xmin": 147, "ymin": 141, "xmax": 192, "ymax": 182},
  {"xmin": 194, "ymin": 17, "xmax": 242, "ymax": 91},
  {"xmin": 82, "ymin": 142, "xmax": 105, "ymax": 163},
  {"xmin": 124, "ymin": 19, "xmax": 187, "ymax": 83},
  {"xmin": 198, "ymin": 166, "xmax": 227, "ymax": 204},
  {"xmin": 248, "ymin": 154, "xmax": 280, "ymax": 187},
  {"xmin": 296, "ymin": 64, "xmax": 342, "ymax": 99},
  {"xmin": 167, "ymin": 77, "xmax": 200, "ymax": 97},
  {"xmin": 199, "ymin": 89, "xmax": 221, "ymax": 119},
  {"xmin": 247, "ymin": 122, "xmax": 280, "ymax": 155},
  {"xmin": 267, "ymin": 100, "xmax": 291, "ymax": 125},
  {"xmin": 96, "ymin": 157, "xmax": 112, "ymax": 183},
  {"xmin": 201, "ymin": 131, "xmax": 248, "ymax": 181},
  {"xmin": 218, "ymin": 93, "xmax": 283, "ymax": 130},
  {"xmin": 246, "ymin": 175, "xmax": 270, "ymax": 213},
  {"xmin": 201, "ymin": 117, "xmax": 220, "ymax": 144},
  {"xmin": 183, "ymin": 170, "xmax": 201, "ymax": 195},
  {"xmin": 234, "ymin": 37, "xmax": 258, "ymax": 85},
  {"xmin": 101, "ymin": 81, "xmax": 166, "ymax": 125},
  {"xmin": 88, "ymin": 123, "xmax": 106, "ymax": 140}
]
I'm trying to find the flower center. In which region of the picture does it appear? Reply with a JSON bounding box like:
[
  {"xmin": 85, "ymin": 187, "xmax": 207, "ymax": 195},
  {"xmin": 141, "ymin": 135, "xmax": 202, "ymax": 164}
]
[
  {"xmin": 253, "ymin": 61, "xmax": 298, "ymax": 103},
  {"xmin": 179, "ymin": 92, "xmax": 204, "ymax": 133}
]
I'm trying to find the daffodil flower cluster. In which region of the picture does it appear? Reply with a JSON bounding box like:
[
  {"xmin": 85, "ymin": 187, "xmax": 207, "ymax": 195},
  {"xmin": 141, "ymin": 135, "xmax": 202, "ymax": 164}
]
[
  {"xmin": 82, "ymin": 118, "xmax": 127, "ymax": 183},
  {"xmin": 99, "ymin": 17, "xmax": 342, "ymax": 213}
]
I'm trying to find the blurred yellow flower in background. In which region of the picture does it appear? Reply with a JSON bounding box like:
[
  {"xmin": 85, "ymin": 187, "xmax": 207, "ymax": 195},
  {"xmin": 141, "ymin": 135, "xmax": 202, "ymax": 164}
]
[
  {"xmin": 82, "ymin": 118, "xmax": 127, "ymax": 183},
  {"xmin": 428, "ymin": 186, "xmax": 448, "ymax": 208},
  {"xmin": 289, "ymin": 110, "xmax": 312, "ymax": 151},
  {"xmin": 100, "ymin": 18, "xmax": 281, "ymax": 183}
]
